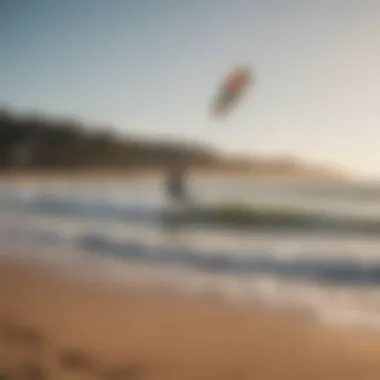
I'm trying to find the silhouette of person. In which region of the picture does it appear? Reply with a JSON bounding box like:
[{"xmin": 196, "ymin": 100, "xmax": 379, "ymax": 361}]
[{"xmin": 166, "ymin": 164, "xmax": 187, "ymax": 208}]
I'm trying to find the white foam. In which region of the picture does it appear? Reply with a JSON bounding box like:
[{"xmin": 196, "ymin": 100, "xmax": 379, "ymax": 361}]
[
  {"xmin": 2, "ymin": 181, "xmax": 380, "ymax": 334},
  {"xmin": 2, "ymin": 213, "xmax": 380, "ymax": 261},
  {"xmin": 2, "ymin": 243, "xmax": 380, "ymax": 334}
]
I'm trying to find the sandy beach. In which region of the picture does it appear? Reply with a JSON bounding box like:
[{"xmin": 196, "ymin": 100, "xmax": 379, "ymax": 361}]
[{"xmin": 0, "ymin": 256, "xmax": 380, "ymax": 379}]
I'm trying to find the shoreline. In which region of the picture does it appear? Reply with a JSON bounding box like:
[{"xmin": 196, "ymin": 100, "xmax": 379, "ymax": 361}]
[
  {"xmin": 1, "ymin": 255, "xmax": 380, "ymax": 379},
  {"xmin": 0, "ymin": 168, "xmax": 350, "ymax": 184}
]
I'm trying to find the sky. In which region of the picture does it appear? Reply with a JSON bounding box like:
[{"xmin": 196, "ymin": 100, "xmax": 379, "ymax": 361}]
[{"xmin": 1, "ymin": 0, "xmax": 380, "ymax": 178}]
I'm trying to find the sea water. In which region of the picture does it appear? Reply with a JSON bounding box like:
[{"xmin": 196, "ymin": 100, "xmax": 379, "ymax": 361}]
[{"xmin": 2, "ymin": 176, "xmax": 380, "ymax": 332}]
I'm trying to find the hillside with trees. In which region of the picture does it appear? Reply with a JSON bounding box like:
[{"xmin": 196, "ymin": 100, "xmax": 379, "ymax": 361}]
[
  {"xmin": 0, "ymin": 109, "xmax": 219, "ymax": 171},
  {"xmin": 0, "ymin": 108, "xmax": 347, "ymax": 180}
]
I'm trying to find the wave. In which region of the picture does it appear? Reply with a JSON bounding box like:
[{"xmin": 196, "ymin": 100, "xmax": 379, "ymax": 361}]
[
  {"xmin": 20, "ymin": 194, "xmax": 380, "ymax": 235},
  {"xmin": 78, "ymin": 233, "xmax": 380, "ymax": 285},
  {"xmin": 3, "ymin": 222, "xmax": 380, "ymax": 286},
  {"xmin": 4, "ymin": 182, "xmax": 380, "ymax": 333},
  {"xmin": 3, "ymin": 210, "xmax": 380, "ymax": 333}
]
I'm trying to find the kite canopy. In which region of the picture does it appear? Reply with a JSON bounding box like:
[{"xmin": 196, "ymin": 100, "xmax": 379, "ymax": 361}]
[{"xmin": 211, "ymin": 65, "xmax": 253, "ymax": 117}]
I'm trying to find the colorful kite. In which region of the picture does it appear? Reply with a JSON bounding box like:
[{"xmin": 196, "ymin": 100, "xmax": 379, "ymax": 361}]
[{"xmin": 211, "ymin": 65, "xmax": 253, "ymax": 117}]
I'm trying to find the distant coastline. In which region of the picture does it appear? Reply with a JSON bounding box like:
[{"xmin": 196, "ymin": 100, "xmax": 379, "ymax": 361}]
[{"xmin": 0, "ymin": 108, "xmax": 349, "ymax": 183}]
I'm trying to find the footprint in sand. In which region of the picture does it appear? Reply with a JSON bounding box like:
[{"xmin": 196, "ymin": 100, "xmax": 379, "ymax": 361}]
[
  {"xmin": 17, "ymin": 362, "xmax": 47, "ymax": 380},
  {"xmin": 0, "ymin": 371, "xmax": 10, "ymax": 380},
  {"xmin": 101, "ymin": 362, "xmax": 148, "ymax": 380},
  {"xmin": 58, "ymin": 348, "xmax": 99, "ymax": 373},
  {"xmin": 0, "ymin": 322, "xmax": 47, "ymax": 350}
]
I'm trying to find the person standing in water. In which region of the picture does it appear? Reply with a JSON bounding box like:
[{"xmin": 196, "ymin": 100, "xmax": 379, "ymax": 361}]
[{"xmin": 166, "ymin": 164, "xmax": 189, "ymax": 210}]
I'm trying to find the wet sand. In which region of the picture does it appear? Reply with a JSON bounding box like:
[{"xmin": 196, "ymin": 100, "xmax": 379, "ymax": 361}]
[{"xmin": 0, "ymin": 256, "xmax": 379, "ymax": 379}]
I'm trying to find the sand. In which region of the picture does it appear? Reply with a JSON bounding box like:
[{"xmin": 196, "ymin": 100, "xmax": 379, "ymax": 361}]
[{"xmin": 1, "ymin": 257, "xmax": 380, "ymax": 379}]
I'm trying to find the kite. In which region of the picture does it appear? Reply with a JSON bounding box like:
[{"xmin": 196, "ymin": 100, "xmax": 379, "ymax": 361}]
[{"xmin": 211, "ymin": 65, "xmax": 253, "ymax": 117}]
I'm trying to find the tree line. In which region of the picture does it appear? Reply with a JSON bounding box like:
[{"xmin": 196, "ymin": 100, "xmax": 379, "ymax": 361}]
[
  {"xmin": 0, "ymin": 109, "xmax": 217, "ymax": 171},
  {"xmin": 0, "ymin": 108, "xmax": 346, "ymax": 180}
]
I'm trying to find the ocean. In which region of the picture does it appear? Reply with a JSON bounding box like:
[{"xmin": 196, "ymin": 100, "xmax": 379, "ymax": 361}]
[{"xmin": 2, "ymin": 176, "xmax": 380, "ymax": 332}]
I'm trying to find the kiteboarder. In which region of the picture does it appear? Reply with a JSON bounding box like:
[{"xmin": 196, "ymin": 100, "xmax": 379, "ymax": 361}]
[{"xmin": 165, "ymin": 163, "xmax": 189, "ymax": 209}]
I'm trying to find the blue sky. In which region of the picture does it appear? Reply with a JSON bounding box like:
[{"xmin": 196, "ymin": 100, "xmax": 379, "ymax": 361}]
[{"xmin": 1, "ymin": 0, "xmax": 380, "ymax": 178}]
